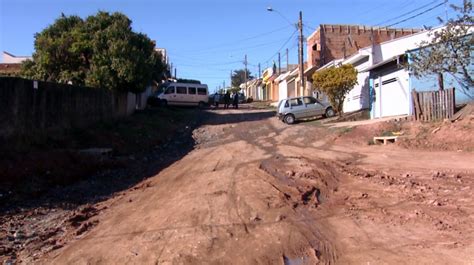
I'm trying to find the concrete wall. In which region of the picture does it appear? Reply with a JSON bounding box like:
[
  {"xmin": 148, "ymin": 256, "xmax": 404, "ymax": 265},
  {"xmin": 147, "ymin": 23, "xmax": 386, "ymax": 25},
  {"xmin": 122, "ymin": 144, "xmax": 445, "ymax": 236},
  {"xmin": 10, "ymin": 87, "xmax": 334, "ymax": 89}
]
[{"xmin": 0, "ymin": 77, "xmax": 132, "ymax": 138}]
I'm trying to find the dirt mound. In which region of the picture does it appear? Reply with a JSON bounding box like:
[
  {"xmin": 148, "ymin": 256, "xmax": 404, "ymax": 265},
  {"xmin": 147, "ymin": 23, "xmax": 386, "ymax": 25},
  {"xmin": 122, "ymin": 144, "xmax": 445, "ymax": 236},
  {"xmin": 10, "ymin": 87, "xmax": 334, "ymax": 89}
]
[
  {"xmin": 397, "ymin": 117, "xmax": 474, "ymax": 151},
  {"xmin": 332, "ymin": 114, "xmax": 474, "ymax": 152}
]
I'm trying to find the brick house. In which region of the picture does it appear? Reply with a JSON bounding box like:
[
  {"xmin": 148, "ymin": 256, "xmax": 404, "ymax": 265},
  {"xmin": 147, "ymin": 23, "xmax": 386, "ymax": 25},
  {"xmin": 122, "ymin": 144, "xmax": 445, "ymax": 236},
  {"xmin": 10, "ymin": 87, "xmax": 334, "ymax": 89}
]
[{"xmin": 306, "ymin": 24, "xmax": 420, "ymax": 70}]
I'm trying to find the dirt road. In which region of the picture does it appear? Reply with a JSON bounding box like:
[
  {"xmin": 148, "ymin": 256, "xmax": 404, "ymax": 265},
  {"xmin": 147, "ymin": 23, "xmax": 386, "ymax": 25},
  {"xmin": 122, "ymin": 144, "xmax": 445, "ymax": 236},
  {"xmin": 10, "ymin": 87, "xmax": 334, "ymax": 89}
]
[{"xmin": 39, "ymin": 108, "xmax": 474, "ymax": 264}]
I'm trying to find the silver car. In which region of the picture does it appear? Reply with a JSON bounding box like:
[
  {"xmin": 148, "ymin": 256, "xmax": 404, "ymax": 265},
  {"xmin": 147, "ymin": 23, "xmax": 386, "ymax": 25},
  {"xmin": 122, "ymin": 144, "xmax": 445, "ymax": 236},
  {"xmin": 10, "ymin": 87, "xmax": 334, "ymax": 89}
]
[{"xmin": 277, "ymin": 96, "xmax": 335, "ymax": 124}]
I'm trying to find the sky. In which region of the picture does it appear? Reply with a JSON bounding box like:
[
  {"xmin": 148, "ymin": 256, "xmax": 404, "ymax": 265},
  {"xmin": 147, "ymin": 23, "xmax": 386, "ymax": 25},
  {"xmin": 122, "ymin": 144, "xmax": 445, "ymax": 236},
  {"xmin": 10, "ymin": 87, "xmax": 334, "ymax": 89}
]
[{"xmin": 0, "ymin": 0, "xmax": 463, "ymax": 92}]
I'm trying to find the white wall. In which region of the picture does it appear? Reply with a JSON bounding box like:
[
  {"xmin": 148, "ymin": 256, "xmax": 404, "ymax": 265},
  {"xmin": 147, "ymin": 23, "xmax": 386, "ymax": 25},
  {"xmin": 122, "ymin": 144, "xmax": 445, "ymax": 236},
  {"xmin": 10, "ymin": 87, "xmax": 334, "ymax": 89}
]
[
  {"xmin": 343, "ymin": 71, "xmax": 370, "ymax": 113},
  {"xmin": 278, "ymin": 81, "xmax": 288, "ymax": 101}
]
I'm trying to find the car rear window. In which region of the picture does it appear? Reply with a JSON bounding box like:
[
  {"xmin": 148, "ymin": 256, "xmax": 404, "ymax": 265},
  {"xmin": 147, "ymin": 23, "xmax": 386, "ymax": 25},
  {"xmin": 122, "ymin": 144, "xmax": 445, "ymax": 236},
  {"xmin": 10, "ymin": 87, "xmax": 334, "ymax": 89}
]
[
  {"xmin": 303, "ymin": 97, "xmax": 317, "ymax": 104},
  {"xmin": 288, "ymin": 98, "xmax": 302, "ymax": 106}
]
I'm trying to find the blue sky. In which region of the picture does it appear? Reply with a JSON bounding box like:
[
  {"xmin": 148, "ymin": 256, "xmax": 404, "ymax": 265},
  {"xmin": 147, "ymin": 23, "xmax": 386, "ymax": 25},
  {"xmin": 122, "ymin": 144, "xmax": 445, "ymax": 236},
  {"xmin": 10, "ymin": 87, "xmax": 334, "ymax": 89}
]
[{"xmin": 0, "ymin": 0, "xmax": 462, "ymax": 92}]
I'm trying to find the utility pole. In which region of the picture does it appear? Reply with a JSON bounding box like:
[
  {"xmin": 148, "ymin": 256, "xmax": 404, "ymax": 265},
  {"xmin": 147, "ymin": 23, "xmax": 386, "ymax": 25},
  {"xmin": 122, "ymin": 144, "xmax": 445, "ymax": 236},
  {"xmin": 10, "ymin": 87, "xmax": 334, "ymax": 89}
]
[
  {"xmin": 223, "ymin": 80, "xmax": 225, "ymax": 90},
  {"xmin": 298, "ymin": 11, "xmax": 305, "ymax": 96},
  {"xmin": 174, "ymin": 68, "xmax": 177, "ymax": 80},
  {"xmin": 170, "ymin": 63, "xmax": 173, "ymax": 78},
  {"xmin": 286, "ymin": 48, "xmax": 289, "ymax": 71},
  {"xmin": 244, "ymin": 54, "xmax": 248, "ymax": 96},
  {"xmin": 278, "ymin": 52, "xmax": 281, "ymax": 74},
  {"xmin": 258, "ymin": 63, "xmax": 261, "ymax": 78},
  {"xmin": 230, "ymin": 70, "xmax": 233, "ymax": 89}
]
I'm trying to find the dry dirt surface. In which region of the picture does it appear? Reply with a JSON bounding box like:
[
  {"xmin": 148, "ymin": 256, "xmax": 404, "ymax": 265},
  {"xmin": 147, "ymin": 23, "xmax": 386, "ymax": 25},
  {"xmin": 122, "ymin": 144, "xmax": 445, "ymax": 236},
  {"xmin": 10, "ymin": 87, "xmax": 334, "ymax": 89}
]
[{"xmin": 4, "ymin": 108, "xmax": 474, "ymax": 264}]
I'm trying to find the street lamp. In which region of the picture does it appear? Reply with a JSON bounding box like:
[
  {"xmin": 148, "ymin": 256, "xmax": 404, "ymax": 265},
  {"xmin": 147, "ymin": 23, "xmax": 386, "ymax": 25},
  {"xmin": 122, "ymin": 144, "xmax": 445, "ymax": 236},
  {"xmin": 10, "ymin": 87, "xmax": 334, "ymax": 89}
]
[
  {"xmin": 267, "ymin": 7, "xmax": 305, "ymax": 96},
  {"xmin": 266, "ymin": 7, "xmax": 295, "ymax": 28}
]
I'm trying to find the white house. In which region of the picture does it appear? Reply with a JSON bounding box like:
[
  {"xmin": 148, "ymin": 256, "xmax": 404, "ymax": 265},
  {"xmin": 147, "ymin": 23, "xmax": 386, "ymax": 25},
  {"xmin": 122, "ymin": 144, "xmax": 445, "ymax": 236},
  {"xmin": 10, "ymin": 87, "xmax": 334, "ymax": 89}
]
[
  {"xmin": 318, "ymin": 25, "xmax": 465, "ymax": 119},
  {"xmin": 2, "ymin": 51, "xmax": 31, "ymax": 63}
]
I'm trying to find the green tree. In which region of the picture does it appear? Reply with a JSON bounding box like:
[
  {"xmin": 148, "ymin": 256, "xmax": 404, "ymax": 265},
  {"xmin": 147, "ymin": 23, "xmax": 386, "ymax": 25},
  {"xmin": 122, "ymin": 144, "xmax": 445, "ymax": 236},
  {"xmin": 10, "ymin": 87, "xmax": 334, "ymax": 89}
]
[
  {"xmin": 21, "ymin": 11, "xmax": 167, "ymax": 94},
  {"xmin": 312, "ymin": 64, "xmax": 358, "ymax": 116},
  {"xmin": 409, "ymin": 0, "xmax": 473, "ymax": 93},
  {"xmin": 231, "ymin": 69, "xmax": 253, "ymax": 89}
]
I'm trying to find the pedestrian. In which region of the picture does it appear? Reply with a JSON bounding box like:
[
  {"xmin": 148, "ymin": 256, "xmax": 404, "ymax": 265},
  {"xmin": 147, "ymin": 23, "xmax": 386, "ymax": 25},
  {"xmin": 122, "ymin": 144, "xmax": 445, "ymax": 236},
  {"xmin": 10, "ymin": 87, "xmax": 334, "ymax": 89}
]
[
  {"xmin": 213, "ymin": 93, "xmax": 219, "ymax": 109},
  {"xmin": 233, "ymin": 92, "xmax": 239, "ymax": 109},
  {"xmin": 224, "ymin": 91, "xmax": 231, "ymax": 109}
]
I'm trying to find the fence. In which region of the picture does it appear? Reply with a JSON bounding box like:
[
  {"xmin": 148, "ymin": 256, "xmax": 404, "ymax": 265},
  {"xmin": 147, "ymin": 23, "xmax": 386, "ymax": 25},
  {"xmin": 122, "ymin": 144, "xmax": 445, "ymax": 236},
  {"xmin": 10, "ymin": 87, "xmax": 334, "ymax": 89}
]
[
  {"xmin": 0, "ymin": 77, "xmax": 135, "ymax": 138},
  {"xmin": 411, "ymin": 88, "xmax": 455, "ymax": 121}
]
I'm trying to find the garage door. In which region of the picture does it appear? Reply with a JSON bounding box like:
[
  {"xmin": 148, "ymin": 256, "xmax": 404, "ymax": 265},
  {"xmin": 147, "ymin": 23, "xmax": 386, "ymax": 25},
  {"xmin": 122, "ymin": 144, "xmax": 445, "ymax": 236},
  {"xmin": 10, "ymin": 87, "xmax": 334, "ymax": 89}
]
[{"xmin": 374, "ymin": 73, "xmax": 409, "ymax": 118}]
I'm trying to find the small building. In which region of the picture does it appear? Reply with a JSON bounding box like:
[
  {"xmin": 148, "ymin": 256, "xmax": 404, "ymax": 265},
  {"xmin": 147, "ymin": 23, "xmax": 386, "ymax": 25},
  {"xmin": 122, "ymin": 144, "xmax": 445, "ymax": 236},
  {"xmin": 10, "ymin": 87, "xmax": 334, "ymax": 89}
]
[
  {"xmin": 0, "ymin": 51, "xmax": 32, "ymax": 77},
  {"xmin": 2, "ymin": 51, "xmax": 32, "ymax": 64}
]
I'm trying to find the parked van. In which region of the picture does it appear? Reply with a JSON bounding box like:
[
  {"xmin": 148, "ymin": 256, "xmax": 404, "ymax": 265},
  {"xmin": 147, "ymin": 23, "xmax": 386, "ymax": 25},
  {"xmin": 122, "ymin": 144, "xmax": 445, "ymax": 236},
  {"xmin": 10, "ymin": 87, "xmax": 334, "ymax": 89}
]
[{"xmin": 151, "ymin": 82, "xmax": 209, "ymax": 107}]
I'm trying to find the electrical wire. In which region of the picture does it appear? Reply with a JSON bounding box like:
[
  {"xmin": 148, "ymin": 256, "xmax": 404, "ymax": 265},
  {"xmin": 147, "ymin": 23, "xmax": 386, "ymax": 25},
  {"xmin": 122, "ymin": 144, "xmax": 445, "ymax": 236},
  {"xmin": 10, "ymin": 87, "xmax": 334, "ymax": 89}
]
[
  {"xmin": 385, "ymin": 0, "xmax": 448, "ymax": 28},
  {"xmin": 375, "ymin": 0, "xmax": 445, "ymax": 26},
  {"xmin": 176, "ymin": 25, "xmax": 293, "ymax": 53},
  {"xmin": 263, "ymin": 29, "xmax": 298, "ymax": 64}
]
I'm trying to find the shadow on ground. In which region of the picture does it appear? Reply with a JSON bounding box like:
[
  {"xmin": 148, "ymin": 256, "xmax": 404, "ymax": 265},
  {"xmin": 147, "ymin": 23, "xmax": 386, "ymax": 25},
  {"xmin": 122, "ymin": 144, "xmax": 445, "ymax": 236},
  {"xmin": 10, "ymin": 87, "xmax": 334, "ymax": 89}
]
[{"xmin": 0, "ymin": 107, "xmax": 276, "ymax": 213}]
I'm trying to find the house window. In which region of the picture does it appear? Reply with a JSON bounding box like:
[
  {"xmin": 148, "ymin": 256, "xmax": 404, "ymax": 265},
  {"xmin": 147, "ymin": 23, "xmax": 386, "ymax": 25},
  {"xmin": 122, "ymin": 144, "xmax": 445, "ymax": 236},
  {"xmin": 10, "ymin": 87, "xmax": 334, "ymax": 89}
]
[
  {"xmin": 165, "ymin": 86, "xmax": 175, "ymax": 94},
  {"xmin": 177, "ymin": 86, "xmax": 187, "ymax": 94},
  {"xmin": 197, "ymin": 88, "xmax": 207, "ymax": 95},
  {"xmin": 188, "ymin": 87, "xmax": 196, "ymax": 94}
]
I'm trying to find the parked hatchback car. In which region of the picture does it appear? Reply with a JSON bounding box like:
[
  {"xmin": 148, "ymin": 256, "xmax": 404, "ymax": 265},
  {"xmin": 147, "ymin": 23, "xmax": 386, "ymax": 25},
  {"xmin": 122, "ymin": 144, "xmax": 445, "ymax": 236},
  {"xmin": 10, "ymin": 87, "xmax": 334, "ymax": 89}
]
[{"xmin": 277, "ymin": 96, "xmax": 335, "ymax": 124}]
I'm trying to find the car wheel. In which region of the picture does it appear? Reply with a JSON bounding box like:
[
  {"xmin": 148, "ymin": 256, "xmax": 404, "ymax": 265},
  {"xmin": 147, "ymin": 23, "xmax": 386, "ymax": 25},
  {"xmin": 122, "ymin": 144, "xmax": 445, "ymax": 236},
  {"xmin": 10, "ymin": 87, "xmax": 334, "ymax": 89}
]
[
  {"xmin": 284, "ymin": 114, "xmax": 295, "ymax": 124},
  {"xmin": 325, "ymin": 107, "xmax": 335, "ymax": 118}
]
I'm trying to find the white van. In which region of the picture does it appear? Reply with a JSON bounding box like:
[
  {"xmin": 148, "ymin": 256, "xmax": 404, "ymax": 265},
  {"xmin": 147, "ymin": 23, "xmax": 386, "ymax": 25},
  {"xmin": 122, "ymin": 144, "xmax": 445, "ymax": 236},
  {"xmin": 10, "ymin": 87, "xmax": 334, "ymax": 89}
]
[{"xmin": 156, "ymin": 83, "xmax": 209, "ymax": 107}]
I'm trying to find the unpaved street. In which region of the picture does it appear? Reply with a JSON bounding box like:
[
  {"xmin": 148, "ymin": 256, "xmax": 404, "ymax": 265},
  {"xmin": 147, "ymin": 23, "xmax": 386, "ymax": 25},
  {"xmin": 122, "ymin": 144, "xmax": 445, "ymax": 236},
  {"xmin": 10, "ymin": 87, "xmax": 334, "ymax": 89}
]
[{"xmin": 41, "ymin": 108, "xmax": 474, "ymax": 264}]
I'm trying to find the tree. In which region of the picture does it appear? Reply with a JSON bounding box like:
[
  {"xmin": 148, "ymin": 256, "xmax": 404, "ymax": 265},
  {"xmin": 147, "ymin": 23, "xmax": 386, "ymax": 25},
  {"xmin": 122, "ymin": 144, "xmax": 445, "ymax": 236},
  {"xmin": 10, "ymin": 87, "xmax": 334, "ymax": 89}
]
[
  {"xmin": 409, "ymin": 0, "xmax": 473, "ymax": 93},
  {"xmin": 21, "ymin": 11, "xmax": 167, "ymax": 94},
  {"xmin": 312, "ymin": 64, "xmax": 358, "ymax": 116},
  {"xmin": 231, "ymin": 69, "xmax": 253, "ymax": 89}
]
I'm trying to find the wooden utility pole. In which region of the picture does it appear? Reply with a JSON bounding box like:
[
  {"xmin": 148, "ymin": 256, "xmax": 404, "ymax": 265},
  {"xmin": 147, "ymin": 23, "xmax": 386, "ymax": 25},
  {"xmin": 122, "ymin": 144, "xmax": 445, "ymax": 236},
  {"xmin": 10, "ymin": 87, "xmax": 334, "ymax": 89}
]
[
  {"xmin": 174, "ymin": 68, "xmax": 177, "ymax": 79},
  {"xmin": 298, "ymin": 11, "xmax": 305, "ymax": 96},
  {"xmin": 278, "ymin": 52, "xmax": 281, "ymax": 74},
  {"xmin": 244, "ymin": 54, "xmax": 248, "ymax": 96},
  {"xmin": 258, "ymin": 63, "xmax": 261, "ymax": 78},
  {"xmin": 286, "ymin": 48, "xmax": 289, "ymax": 71}
]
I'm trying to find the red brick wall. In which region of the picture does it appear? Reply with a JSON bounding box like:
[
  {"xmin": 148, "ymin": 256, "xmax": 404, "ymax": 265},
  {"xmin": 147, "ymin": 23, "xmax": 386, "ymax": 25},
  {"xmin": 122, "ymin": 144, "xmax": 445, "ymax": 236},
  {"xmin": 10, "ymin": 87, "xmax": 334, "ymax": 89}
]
[{"xmin": 307, "ymin": 24, "xmax": 419, "ymax": 68}]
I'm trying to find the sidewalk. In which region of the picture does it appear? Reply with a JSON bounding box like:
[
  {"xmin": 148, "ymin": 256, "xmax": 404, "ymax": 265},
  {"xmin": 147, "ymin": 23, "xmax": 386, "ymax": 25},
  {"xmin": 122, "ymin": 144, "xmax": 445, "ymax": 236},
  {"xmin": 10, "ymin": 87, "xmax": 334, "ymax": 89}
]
[{"xmin": 324, "ymin": 115, "xmax": 409, "ymax": 128}]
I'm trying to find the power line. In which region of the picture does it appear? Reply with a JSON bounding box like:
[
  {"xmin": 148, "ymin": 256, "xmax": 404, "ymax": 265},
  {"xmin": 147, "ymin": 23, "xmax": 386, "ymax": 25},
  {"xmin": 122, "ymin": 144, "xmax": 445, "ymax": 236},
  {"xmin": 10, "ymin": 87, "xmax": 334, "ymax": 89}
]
[
  {"xmin": 168, "ymin": 36, "xmax": 296, "ymax": 63},
  {"xmin": 264, "ymin": 29, "xmax": 298, "ymax": 64},
  {"xmin": 384, "ymin": 0, "xmax": 447, "ymax": 28},
  {"xmin": 375, "ymin": 0, "xmax": 445, "ymax": 26},
  {"xmin": 176, "ymin": 25, "xmax": 293, "ymax": 53}
]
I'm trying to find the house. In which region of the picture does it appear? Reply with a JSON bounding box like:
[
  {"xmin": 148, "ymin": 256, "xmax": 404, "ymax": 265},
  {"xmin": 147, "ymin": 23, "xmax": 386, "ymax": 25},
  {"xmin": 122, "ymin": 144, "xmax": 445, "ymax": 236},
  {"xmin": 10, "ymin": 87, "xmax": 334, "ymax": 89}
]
[
  {"xmin": 0, "ymin": 51, "xmax": 32, "ymax": 76},
  {"xmin": 2, "ymin": 51, "xmax": 32, "ymax": 64},
  {"xmin": 304, "ymin": 24, "xmax": 420, "ymax": 98},
  {"xmin": 240, "ymin": 78, "xmax": 264, "ymax": 101},
  {"xmin": 364, "ymin": 26, "xmax": 473, "ymax": 119}
]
